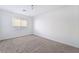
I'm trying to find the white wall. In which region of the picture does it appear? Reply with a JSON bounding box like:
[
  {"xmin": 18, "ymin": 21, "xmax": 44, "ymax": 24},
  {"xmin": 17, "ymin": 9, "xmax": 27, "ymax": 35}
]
[
  {"xmin": 34, "ymin": 6, "xmax": 79, "ymax": 48},
  {"xmin": 0, "ymin": 6, "xmax": 79, "ymax": 48},
  {"xmin": 0, "ymin": 10, "xmax": 33, "ymax": 40}
]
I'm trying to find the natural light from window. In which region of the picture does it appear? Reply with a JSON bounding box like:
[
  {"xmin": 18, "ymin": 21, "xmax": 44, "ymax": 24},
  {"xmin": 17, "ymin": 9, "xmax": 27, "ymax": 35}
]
[{"xmin": 12, "ymin": 18, "xmax": 28, "ymax": 27}]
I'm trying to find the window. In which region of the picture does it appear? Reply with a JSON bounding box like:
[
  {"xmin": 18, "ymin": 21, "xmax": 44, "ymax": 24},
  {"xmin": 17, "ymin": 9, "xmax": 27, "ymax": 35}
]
[{"xmin": 12, "ymin": 18, "xmax": 28, "ymax": 27}]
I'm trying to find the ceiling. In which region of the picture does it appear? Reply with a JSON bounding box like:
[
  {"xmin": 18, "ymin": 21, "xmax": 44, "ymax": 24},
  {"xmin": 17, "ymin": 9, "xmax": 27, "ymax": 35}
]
[{"xmin": 0, "ymin": 5, "xmax": 67, "ymax": 16}]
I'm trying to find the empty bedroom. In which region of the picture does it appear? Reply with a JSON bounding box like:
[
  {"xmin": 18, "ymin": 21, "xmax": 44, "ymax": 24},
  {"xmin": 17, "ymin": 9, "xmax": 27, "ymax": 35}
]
[{"xmin": 0, "ymin": 5, "xmax": 79, "ymax": 53}]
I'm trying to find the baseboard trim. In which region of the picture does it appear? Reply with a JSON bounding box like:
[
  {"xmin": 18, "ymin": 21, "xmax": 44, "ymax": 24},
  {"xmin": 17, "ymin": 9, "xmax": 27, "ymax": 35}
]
[
  {"xmin": 34, "ymin": 32, "xmax": 79, "ymax": 48},
  {"xmin": 0, "ymin": 34, "xmax": 33, "ymax": 40}
]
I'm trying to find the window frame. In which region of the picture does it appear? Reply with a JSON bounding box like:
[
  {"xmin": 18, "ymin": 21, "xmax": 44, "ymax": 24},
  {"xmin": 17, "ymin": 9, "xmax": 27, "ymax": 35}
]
[{"xmin": 12, "ymin": 17, "xmax": 28, "ymax": 28}]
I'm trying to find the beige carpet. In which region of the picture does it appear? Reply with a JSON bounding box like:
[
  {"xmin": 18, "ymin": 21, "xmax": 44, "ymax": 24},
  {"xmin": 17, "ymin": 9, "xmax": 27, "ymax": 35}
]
[{"xmin": 0, "ymin": 34, "xmax": 79, "ymax": 53}]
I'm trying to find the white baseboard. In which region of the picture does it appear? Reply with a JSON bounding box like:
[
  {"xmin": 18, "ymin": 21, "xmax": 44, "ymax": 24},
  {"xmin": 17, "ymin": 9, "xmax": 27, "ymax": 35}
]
[
  {"xmin": 0, "ymin": 33, "xmax": 32, "ymax": 40},
  {"xmin": 0, "ymin": 31, "xmax": 79, "ymax": 48},
  {"xmin": 34, "ymin": 32, "xmax": 79, "ymax": 48}
]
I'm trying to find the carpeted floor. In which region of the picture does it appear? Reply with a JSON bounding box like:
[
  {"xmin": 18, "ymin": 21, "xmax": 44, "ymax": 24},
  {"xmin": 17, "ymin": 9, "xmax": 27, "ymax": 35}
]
[{"xmin": 0, "ymin": 34, "xmax": 79, "ymax": 53}]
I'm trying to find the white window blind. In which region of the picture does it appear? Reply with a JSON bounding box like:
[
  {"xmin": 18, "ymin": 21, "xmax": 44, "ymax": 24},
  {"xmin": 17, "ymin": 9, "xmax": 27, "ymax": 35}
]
[{"xmin": 12, "ymin": 18, "xmax": 28, "ymax": 27}]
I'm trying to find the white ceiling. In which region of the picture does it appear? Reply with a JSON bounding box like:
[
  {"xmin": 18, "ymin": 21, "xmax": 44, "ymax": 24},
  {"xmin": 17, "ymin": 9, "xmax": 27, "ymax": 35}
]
[{"xmin": 0, "ymin": 5, "xmax": 67, "ymax": 16}]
